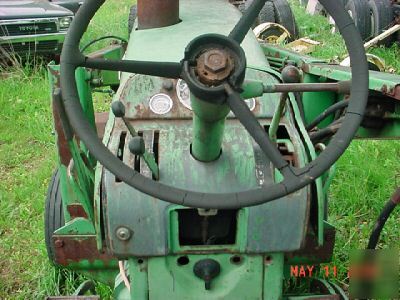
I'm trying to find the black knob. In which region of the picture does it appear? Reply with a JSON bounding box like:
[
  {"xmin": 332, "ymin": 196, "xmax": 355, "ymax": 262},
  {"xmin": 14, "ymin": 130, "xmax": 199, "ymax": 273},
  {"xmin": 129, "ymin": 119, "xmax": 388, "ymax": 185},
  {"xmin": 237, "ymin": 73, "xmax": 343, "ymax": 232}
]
[
  {"xmin": 281, "ymin": 65, "xmax": 301, "ymax": 83},
  {"xmin": 111, "ymin": 101, "xmax": 126, "ymax": 118},
  {"xmin": 193, "ymin": 259, "xmax": 221, "ymax": 290},
  {"xmin": 129, "ymin": 136, "xmax": 145, "ymax": 156}
]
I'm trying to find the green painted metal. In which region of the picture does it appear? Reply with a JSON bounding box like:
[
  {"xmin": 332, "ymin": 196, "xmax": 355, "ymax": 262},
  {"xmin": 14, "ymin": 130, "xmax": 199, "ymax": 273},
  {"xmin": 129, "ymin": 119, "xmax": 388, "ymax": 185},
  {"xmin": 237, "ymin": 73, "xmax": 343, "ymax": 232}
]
[
  {"xmin": 129, "ymin": 259, "xmax": 149, "ymax": 300},
  {"xmin": 75, "ymin": 67, "xmax": 96, "ymax": 129},
  {"xmin": 269, "ymin": 94, "xmax": 289, "ymax": 142},
  {"xmin": 89, "ymin": 44, "xmax": 125, "ymax": 87},
  {"xmin": 54, "ymin": 218, "xmax": 95, "ymax": 235},
  {"xmin": 263, "ymin": 253, "xmax": 284, "ymax": 300},
  {"xmin": 64, "ymin": 259, "xmax": 119, "ymax": 286},
  {"xmin": 301, "ymin": 74, "xmax": 336, "ymax": 128},
  {"xmin": 191, "ymin": 96, "xmax": 230, "ymax": 162},
  {"xmin": 141, "ymin": 254, "xmax": 264, "ymax": 299}
]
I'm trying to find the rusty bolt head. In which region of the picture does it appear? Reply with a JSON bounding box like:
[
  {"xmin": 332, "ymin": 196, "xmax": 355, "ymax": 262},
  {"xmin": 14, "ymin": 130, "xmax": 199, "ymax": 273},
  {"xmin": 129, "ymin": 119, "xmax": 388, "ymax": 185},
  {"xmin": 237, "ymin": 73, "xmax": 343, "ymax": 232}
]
[
  {"xmin": 203, "ymin": 49, "xmax": 229, "ymax": 73},
  {"xmin": 54, "ymin": 239, "xmax": 64, "ymax": 248},
  {"xmin": 116, "ymin": 227, "xmax": 131, "ymax": 241}
]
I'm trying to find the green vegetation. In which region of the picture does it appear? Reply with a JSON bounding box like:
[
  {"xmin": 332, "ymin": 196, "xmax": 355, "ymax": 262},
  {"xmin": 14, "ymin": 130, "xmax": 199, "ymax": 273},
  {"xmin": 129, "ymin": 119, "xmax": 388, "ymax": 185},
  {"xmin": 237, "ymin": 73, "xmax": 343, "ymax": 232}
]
[
  {"xmin": 291, "ymin": 1, "xmax": 400, "ymax": 287},
  {"xmin": 0, "ymin": 1, "xmax": 131, "ymax": 298},
  {"xmin": 0, "ymin": 1, "xmax": 398, "ymax": 298}
]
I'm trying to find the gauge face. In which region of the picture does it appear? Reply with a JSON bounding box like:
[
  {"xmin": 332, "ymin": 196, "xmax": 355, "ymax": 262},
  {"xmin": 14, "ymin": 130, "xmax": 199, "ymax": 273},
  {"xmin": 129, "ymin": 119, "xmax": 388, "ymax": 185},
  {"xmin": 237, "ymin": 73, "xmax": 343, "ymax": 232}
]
[
  {"xmin": 177, "ymin": 79, "xmax": 257, "ymax": 112},
  {"xmin": 149, "ymin": 93, "xmax": 173, "ymax": 115},
  {"xmin": 176, "ymin": 79, "xmax": 192, "ymax": 110}
]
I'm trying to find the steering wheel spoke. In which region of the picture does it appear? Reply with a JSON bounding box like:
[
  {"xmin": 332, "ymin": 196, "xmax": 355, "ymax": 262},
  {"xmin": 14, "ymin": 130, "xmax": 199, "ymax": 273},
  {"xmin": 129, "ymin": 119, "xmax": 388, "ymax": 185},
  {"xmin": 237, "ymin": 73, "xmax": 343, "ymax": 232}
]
[
  {"xmin": 229, "ymin": 0, "xmax": 267, "ymax": 44},
  {"xmin": 225, "ymin": 84, "xmax": 291, "ymax": 171},
  {"xmin": 82, "ymin": 57, "xmax": 183, "ymax": 79}
]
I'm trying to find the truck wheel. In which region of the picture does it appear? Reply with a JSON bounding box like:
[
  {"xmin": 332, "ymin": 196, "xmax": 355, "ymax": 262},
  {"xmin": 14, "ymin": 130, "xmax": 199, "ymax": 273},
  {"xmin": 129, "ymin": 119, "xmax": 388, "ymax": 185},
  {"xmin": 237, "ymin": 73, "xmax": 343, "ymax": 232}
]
[
  {"xmin": 345, "ymin": 0, "xmax": 372, "ymax": 41},
  {"xmin": 368, "ymin": 0, "xmax": 394, "ymax": 45},
  {"xmin": 259, "ymin": 1, "xmax": 276, "ymax": 24},
  {"xmin": 244, "ymin": 0, "xmax": 275, "ymax": 27},
  {"xmin": 44, "ymin": 169, "xmax": 65, "ymax": 264},
  {"xmin": 271, "ymin": 0, "xmax": 299, "ymax": 40},
  {"xmin": 128, "ymin": 5, "xmax": 137, "ymax": 34}
]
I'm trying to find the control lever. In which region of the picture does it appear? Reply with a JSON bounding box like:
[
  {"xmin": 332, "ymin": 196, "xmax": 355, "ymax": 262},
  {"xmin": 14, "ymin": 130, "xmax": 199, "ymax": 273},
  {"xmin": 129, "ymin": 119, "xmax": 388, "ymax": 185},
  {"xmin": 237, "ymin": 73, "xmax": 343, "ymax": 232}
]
[{"xmin": 112, "ymin": 101, "xmax": 159, "ymax": 180}]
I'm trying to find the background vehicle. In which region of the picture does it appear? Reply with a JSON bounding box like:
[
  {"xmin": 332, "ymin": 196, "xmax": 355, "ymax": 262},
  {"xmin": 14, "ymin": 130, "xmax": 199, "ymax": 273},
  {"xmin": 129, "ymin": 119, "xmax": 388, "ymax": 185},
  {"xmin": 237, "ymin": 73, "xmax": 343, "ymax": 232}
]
[
  {"xmin": 50, "ymin": 0, "xmax": 84, "ymax": 14},
  {"xmin": 0, "ymin": 0, "xmax": 73, "ymax": 60}
]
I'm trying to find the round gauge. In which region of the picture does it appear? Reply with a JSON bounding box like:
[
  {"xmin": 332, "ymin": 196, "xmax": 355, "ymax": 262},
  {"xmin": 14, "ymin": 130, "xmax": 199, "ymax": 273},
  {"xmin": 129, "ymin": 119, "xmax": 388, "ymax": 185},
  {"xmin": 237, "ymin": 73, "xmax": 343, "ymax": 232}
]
[
  {"xmin": 245, "ymin": 98, "xmax": 256, "ymax": 111},
  {"xmin": 149, "ymin": 93, "xmax": 173, "ymax": 115},
  {"xmin": 176, "ymin": 79, "xmax": 192, "ymax": 110}
]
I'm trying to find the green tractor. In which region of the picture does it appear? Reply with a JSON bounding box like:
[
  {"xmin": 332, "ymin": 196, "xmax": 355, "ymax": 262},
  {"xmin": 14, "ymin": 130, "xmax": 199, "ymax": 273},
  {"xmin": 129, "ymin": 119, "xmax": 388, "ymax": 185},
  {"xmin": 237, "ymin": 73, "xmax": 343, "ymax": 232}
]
[{"xmin": 47, "ymin": 0, "xmax": 399, "ymax": 298}]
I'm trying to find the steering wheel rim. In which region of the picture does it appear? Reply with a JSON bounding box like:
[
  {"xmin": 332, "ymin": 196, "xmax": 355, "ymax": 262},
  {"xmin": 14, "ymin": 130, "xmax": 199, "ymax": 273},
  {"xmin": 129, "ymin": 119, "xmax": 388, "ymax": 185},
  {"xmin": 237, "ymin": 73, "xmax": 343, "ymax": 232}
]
[{"xmin": 60, "ymin": 0, "xmax": 368, "ymax": 209}]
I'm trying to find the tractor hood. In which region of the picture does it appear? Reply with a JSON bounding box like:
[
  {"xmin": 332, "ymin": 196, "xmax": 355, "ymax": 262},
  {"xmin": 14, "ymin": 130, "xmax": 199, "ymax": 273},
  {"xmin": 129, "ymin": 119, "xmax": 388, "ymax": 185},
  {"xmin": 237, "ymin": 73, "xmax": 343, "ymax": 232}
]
[{"xmin": 0, "ymin": 0, "xmax": 73, "ymax": 20}]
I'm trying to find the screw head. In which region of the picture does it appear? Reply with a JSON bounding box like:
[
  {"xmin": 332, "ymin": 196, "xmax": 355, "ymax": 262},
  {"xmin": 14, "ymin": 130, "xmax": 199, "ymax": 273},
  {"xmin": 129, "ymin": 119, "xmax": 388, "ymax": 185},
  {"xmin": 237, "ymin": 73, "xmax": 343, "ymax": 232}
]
[
  {"xmin": 203, "ymin": 49, "xmax": 229, "ymax": 73},
  {"xmin": 116, "ymin": 227, "xmax": 131, "ymax": 241}
]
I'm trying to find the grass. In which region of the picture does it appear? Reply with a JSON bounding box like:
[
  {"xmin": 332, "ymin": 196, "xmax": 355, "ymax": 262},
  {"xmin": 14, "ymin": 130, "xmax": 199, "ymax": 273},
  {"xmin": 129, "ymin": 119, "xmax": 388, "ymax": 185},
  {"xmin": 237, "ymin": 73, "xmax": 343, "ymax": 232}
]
[
  {"xmin": 0, "ymin": 1, "xmax": 398, "ymax": 298},
  {"xmin": 0, "ymin": 1, "xmax": 131, "ymax": 299},
  {"xmin": 290, "ymin": 1, "xmax": 400, "ymax": 287}
]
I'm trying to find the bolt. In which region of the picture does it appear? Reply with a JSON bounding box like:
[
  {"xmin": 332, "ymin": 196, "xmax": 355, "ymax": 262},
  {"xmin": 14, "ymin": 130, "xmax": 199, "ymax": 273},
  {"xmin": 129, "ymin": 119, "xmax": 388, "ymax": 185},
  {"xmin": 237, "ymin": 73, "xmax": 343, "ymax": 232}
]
[
  {"xmin": 203, "ymin": 49, "xmax": 229, "ymax": 73},
  {"xmin": 116, "ymin": 227, "xmax": 131, "ymax": 241},
  {"xmin": 54, "ymin": 240, "xmax": 64, "ymax": 248}
]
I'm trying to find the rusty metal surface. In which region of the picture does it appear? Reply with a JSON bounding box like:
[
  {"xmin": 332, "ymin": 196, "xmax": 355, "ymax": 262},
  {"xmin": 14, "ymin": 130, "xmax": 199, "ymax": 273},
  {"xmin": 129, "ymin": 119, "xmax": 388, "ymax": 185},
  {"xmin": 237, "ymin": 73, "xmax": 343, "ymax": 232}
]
[
  {"xmin": 95, "ymin": 112, "xmax": 109, "ymax": 140},
  {"xmin": 67, "ymin": 204, "xmax": 89, "ymax": 219},
  {"xmin": 196, "ymin": 49, "xmax": 235, "ymax": 86},
  {"xmin": 52, "ymin": 91, "xmax": 72, "ymax": 166},
  {"xmin": 305, "ymin": 63, "xmax": 400, "ymax": 101},
  {"xmin": 287, "ymin": 225, "xmax": 336, "ymax": 263},
  {"xmin": 53, "ymin": 235, "xmax": 114, "ymax": 266},
  {"xmin": 137, "ymin": 0, "xmax": 179, "ymax": 30}
]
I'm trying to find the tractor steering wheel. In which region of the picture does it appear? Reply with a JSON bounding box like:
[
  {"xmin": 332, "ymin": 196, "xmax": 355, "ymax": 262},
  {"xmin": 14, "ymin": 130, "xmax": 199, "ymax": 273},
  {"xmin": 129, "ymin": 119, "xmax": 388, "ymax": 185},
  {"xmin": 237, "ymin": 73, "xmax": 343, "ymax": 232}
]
[{"xmin": 60, "ymin": 0, "xmax": 368, "ymax": 209}]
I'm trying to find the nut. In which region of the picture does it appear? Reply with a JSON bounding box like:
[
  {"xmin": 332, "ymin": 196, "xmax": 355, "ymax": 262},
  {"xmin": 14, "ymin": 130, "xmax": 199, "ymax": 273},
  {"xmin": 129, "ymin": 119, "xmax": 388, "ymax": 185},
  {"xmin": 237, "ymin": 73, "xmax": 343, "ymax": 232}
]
[
  {"xmin": 196, "ymin": 49, "xmax": 235, "ymax": 86},
  {"xmin": 203, "ymin": 50, "xmax": 229, "ymax": 73}
]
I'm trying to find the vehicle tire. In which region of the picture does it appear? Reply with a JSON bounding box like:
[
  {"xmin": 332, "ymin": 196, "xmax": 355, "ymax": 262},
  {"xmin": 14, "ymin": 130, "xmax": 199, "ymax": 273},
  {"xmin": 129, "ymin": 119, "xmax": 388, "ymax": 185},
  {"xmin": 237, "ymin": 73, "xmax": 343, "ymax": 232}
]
[
  {"xmin": 128, "ymin": 5, "xmax": 137, "ymax": 34},
  {"xmin": 345, "ymin": 0, "xmax": 372, "ymax": 41},
  {"xmin": 271, "ymin": 0, "xmax": 299, "ymax": 41},
  {"xmin": 44, "ymin": 169, "xmax": 65, "ymax": 264},
  {"xmin": 245, "ymin": 0, "xmax": 275, "ymax": 27},
  {"xmin": 259, "ymin": 1, "xmax": 276, "ymax": 24},
  {"xmin": 368, "ymin": 0, "xmax": 394, "ymax": 45}
]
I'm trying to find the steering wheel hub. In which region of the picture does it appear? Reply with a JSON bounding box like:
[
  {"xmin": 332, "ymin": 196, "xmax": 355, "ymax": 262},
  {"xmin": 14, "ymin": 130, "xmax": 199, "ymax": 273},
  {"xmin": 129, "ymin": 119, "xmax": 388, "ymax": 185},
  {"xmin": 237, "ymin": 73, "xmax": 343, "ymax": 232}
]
[{"xmin": 181, "ymin": 34, "xmax": 247, "ymax": 104}]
